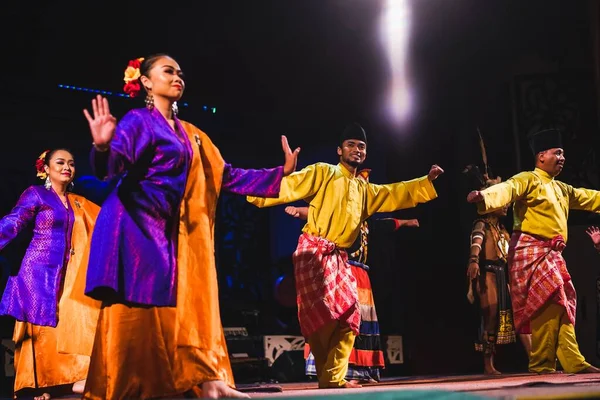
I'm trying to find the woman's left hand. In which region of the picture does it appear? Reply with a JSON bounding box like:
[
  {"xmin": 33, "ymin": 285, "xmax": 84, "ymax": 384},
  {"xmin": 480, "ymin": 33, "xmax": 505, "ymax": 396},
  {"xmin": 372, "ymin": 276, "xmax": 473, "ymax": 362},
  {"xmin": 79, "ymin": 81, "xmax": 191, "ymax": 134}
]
[{"xmin": 281, "ymin": 135, "xmax": 301, "ymax": 176}]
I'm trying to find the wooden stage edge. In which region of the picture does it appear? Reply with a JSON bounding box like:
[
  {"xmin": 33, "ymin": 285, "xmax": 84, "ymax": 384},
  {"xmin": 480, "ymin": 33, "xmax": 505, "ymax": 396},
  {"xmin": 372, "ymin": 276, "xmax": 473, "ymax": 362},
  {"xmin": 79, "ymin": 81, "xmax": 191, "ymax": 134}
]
[{"xmin": 237, "ymin": 372, "xmax": 600, "ymax": 399}]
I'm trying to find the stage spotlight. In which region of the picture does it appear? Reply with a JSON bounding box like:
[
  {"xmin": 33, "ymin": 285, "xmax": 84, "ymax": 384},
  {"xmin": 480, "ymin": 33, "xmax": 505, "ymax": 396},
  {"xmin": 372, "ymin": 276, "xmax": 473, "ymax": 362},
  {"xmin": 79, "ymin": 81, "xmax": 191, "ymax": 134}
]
[{"xmin": 378, "ymin": 0, "xmax": 413, "ymax": 127}]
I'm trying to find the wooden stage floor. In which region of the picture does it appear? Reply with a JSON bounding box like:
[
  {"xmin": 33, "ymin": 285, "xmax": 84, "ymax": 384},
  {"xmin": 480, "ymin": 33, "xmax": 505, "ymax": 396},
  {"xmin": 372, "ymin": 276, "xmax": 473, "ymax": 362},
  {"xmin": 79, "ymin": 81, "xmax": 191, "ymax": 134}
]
[
  {"xmin": 238, "ymin": 372, "xmax": 600, "ymax": 400},
  {"xmin": 6, "ymin": 372, "xmax": 600, "ymax": 399}
]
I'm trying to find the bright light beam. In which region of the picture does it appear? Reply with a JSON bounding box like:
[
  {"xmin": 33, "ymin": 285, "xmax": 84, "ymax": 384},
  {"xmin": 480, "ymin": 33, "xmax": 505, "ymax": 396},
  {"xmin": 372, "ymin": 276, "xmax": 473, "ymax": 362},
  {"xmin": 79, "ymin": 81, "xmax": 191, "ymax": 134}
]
[{"xmin": 379, "ymin": 0, "xmax": 413, "ymax": 126}]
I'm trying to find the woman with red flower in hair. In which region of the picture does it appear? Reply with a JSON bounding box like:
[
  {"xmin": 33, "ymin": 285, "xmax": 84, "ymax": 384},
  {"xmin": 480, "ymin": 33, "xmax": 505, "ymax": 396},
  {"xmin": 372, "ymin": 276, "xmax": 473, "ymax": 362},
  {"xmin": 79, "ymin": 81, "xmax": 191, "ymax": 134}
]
[
  {"xmin": 0, "ymin": 148, "xmax": 101, "ymax": 400},
  {"xmin": 81, "ymin": 54, "xmax": 300, "ymax": 399}
]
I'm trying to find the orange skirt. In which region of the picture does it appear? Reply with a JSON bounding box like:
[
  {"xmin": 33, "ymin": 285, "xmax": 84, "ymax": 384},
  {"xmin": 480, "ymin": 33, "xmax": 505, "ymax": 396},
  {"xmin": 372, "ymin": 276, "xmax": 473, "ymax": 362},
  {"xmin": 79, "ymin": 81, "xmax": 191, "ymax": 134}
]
[
  {"xmin": 13, "ymin": 322, "xmax": 89, "ymax": 394},
  {"xmin": 82, "ymin": 126, "xmax": 240, "ymax": 399},
  {"xmin": 13, "ymin": 197, "xmax": 100, "ymax": 396},
  {"xmin": 82, "ymin": 303, "xmax": 234, "ymax": 400}
]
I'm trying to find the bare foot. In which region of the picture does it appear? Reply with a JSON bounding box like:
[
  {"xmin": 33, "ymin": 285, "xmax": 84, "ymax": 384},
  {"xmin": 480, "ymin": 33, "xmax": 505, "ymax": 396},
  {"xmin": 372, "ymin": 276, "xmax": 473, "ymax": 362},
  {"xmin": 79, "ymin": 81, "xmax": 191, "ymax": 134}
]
[
  {"xmin": 484, "ymin": 369, "xmax": 502, "ymax": 375},
  {"xmin": 342, "ymin": 381, "xmax": 362, "ymax": 388},
  {"xmin": 72, "ymin": 379, "xmax": 86, "ymax": 394},
  {"xmin": 578, "ymin": 365, "xmax": 600, "ymax": 373},
  {"xmin": 34, "ymin": 394, "xmax": 51, "ymax": 400},
  {"xmin": 534, "ymin": 370, "xmax": 563, "ymax": 375},
  {"xmin": 357, "ymin": 378, "xmax": 378, "ymax": 384},
  {"xmin": 202, "ymin": 381, "xmax": 250, "ymax": 399}
]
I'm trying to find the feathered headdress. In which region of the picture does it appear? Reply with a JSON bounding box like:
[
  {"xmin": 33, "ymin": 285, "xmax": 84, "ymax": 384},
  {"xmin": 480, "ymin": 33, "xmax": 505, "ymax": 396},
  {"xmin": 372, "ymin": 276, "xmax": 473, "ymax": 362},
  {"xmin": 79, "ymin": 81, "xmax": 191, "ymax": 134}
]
[{"xmin": 462, "ymin": 127, "xmax": 501, "ymax": 190}]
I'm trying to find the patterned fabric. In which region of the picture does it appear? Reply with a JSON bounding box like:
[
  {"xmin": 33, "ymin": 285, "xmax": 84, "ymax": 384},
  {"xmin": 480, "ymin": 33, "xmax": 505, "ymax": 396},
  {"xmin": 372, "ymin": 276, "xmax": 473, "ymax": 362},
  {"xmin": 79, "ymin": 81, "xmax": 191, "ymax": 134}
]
[
  {"xmin": 348, "ymin": 259, "xmax": 385, "ymax": 368},
  {"xmin": 305, "ymin": 353, "xmax": 382, "ymax": 382},
  {"xmin": 349, "ymin": 222, "xmax": 369, "ymax": 264},
  {"xmin": 83, "ymin": 114, "xmax": 284, "ymax": 399},
  {"xmin": 478, "ymin": 168, "xmax": 600, "ymax": 243},
  {"xmin": 305, "ymin": 263, "xmax": 385, "ymax": 381},
  {"xmin": 0, "ymin": 186, "xmax": 100, "ymax": 327},
  {"xmin": 86, "ymin": 108, "xmax": 283, "ymax": 307},
  {"xmin": 0, "ymin": 187, "xmax": 101, "ymax": 392},
  {"xmin": 248, "ymin": 163, "xmax": 438, "ymax": 248},
  {"xmin": 508, "ymin": 231, "xmax": 576, "ymax": 331},
  {"xmin": 306, "ymin": 214, "xmax": 398, "ymax": 380},
  {"xmin": 293, "ymin": 233, "xmax": 359, "ymax": 338},
  {"xmin": 473, "ymin": 262, "xmax": 516, "ymax": 352},
  {"xmin": 304, "ymin": 216, "xmax": 393, "ymax": 382}
]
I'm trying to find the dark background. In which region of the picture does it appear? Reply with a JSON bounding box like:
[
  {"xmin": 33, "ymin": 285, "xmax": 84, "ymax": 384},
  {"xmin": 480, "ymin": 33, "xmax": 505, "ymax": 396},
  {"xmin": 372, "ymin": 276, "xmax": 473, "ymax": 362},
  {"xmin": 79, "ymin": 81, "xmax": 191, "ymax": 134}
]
[{"xmin": 2, "ymin": 0, "xmax": 600, "ymax": 378}]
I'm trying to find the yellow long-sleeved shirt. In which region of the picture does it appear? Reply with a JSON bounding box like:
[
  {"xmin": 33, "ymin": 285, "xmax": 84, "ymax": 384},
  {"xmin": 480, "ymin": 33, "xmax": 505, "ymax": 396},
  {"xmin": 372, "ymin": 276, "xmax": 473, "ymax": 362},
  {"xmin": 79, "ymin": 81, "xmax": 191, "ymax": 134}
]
[
  {"xmin": 247, "ymin": 162, "xmax": 438, "ymax": 248},
  {"xmin": 477, "ymin": 167, "xmax": 600, "ymax": 242}
]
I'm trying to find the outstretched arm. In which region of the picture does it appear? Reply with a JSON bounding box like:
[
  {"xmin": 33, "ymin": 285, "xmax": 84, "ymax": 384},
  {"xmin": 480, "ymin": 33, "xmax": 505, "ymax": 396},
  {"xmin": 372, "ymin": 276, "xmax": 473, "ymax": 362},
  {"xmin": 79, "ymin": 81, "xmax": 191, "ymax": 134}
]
[
  {"xmin": 369, "ymin": 218, "xmax": 419, "ymax": 234},
  {"xmin": 0, "ymin": 187, "xmax": 40, "ymax": 251},
  {"xmin": 247, "ymin": 163, "xmax": 323, "ymax": 208},
  {"xmin": 467, "ymin": 172, "xmax": 533, "ymax": 214},
  {"xmin": 568, "ymin": 186, "xmax": 600, "ymax": 213},
  {"xmin": 222, "ymin": 163, "xmax": 284, "ymax": 198},
  {"xmin": 397, "ymin": 219, "xmax": 419, "ymax": 228},
  {"xmin": 221, "ymin": 136, "xmax": 301, "ymax": 197},
  {"xmin": 364, "ymin": 165, "xmax": 442, "ymax": 217}
]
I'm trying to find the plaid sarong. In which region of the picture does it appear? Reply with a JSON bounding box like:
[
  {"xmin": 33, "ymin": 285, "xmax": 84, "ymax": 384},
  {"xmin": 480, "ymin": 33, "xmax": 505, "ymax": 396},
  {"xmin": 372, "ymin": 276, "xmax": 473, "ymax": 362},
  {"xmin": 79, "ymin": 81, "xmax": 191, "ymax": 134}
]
[
  {"xmin": 508, "ymin": 231, "xmax": 576, "ymax": 331},
  {"xmin": 293, "ymin": 233, "xmax": 360, "ymax": 338},
  {"xmin": 304, "ymin": 263, "xmax": 385, "ymax": 381}
]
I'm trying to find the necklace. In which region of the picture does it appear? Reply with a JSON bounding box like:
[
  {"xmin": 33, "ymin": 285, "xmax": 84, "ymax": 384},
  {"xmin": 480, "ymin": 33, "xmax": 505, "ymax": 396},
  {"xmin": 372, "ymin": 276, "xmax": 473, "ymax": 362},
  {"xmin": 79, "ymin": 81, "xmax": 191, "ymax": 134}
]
[
  {"xmin": 49, "ymin": 187, "xmax": 69, "ymax": 209},
  {"xmin": 60, "ymin": 195, "xmax": 69, "ymax": 209}
]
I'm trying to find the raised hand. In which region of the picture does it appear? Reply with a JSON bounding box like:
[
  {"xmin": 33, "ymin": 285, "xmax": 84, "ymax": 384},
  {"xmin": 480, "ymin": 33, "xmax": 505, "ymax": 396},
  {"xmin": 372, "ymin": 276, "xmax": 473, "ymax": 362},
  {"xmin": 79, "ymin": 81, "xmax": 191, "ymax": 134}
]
[
  {"xmin": 281, "ymin": 135, "xmax": 301, "ymax": 176},
  {"xmin": 467, "ymin": 190, "xmax": 484, "ymax": 203},
  {"xmin": 83, "ymin": 95, "xmax": 117, "ymax": 150},
  {"xmin": 428, "ymin": 164, "xmax": 444, "ymax": 181},
  {"xmin": 586, "ymin": 226, "xmax": 600, "ymax": 248}
]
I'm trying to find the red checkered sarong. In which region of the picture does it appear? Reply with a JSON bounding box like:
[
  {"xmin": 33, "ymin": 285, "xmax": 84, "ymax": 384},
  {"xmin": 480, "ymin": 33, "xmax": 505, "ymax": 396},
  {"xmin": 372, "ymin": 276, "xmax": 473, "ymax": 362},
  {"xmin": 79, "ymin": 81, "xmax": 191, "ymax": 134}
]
[
  {"xmin": 508, "ymin": 231, "xmax": 576, "ymax": 331},
  {"xmin": 293, "ymin": 233, "xmax": 360, "ymax": 338}
]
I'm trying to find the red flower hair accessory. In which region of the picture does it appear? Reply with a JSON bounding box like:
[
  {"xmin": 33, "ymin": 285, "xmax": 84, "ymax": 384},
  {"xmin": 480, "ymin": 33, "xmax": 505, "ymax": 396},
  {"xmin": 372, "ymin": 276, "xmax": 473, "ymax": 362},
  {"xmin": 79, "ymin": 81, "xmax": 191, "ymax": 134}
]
[
  {"xmin": 36, "ymin": 149, "xmax": 50, "ymax": 180},
  {"xmin": 123, "ymin": 57, "xmax": 145, "ymax": 98}
]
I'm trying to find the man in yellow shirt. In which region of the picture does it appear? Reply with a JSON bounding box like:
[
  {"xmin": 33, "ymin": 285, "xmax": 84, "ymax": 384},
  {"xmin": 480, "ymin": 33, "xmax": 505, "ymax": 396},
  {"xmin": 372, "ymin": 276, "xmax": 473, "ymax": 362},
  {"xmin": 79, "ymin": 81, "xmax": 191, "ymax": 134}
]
[
  {"xmin": 467, "ymin": 128, "xmax": 600, "ymax": 374},
  {"xmin": 248, "ymin": 122, "xmax": 443, "ymax": 388}
]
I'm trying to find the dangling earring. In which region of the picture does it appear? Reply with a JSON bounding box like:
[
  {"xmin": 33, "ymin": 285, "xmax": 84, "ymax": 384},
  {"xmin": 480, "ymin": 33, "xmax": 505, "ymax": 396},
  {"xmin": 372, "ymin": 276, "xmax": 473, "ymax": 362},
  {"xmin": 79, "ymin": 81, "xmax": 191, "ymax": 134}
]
[
  {"xmin": 44, "ymin": 176, "xmax": 51, "ymax": 190},
  {"xmin": 68, "ymin": 181, "xmax": 75, "ymax": 191},
  {"xmin": 172, "ymin": 101, "xmax": 178, "ymax": 116},
  {"xmin": 145, "ymin": 91, "xmax": 154, "ymax": 110}
]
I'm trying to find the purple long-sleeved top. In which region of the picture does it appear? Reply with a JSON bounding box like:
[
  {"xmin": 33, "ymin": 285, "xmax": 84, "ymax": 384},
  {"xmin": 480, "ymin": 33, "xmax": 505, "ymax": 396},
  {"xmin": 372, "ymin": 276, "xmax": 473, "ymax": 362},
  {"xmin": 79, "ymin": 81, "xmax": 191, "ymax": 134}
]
[
  {"xmin": 85, "ymin": 108, "xmax": 283, "ymax": 306},
  {"xmin": 0, "ymin": 186, "xmax": 74, "ymax": 326}
]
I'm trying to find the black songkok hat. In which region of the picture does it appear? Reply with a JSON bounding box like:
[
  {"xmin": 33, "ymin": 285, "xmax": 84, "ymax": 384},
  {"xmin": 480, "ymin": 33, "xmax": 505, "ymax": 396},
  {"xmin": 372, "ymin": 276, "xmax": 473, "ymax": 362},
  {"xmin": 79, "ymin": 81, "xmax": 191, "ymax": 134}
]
[
  {"xmin": 527, "ymin": 128, "xmax": 563, "ymax": 154},
  {"xmin": 340, "ymin": 122, "xmax": 367, "ymax": 146}
]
